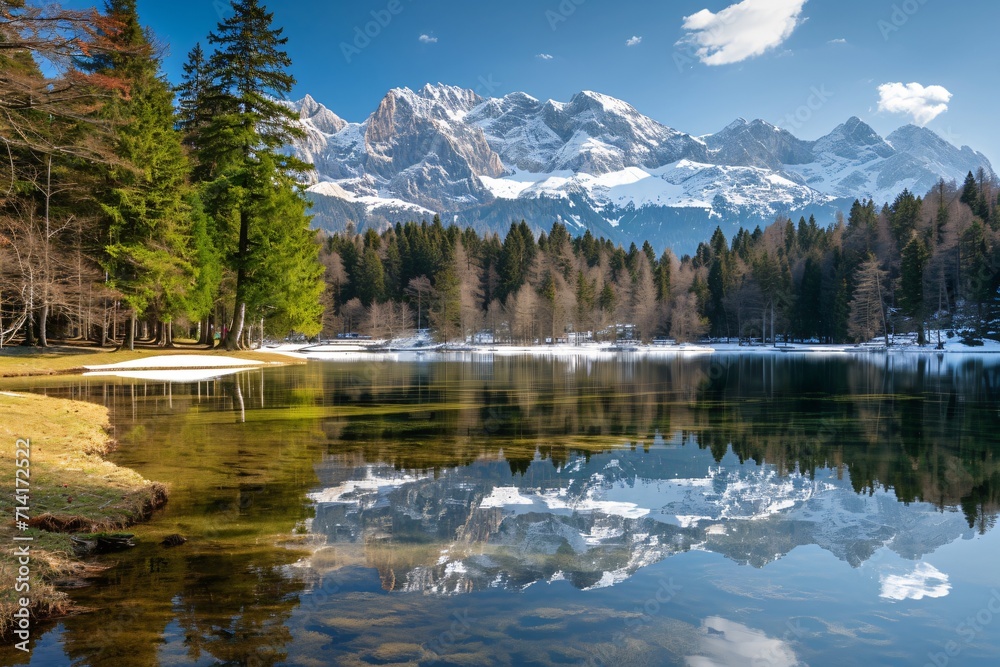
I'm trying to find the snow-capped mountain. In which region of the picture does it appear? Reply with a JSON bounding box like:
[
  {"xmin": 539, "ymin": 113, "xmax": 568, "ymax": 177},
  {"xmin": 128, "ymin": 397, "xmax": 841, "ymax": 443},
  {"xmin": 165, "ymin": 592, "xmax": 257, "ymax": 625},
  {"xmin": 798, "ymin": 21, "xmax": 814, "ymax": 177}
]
[
  {"xmin": 286, "ymin": 84, "xmax": 994, "ymax": 251},
  {"xmin": 302, "ymin": 445, "xmax": 975, "ymax": 595}
]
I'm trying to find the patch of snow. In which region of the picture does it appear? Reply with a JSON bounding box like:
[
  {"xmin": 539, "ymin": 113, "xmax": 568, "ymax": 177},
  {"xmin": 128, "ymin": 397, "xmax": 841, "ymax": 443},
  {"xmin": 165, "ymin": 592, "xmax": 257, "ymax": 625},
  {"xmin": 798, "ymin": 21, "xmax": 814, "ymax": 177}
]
[
  {"xmin": 309, "ymin": 469, "xmax": 431, "ymax": 504},
  {"xmin": 480, "ymin": 486, "xmax": 535, "ymax": 508},
  {"xmin": 83, "ymin": 368, "xmax": 251, "ymax": 382},
  {"xmin": 444, "ymin": 560, "xmax": 468, "ymax": 576},
  {"xmin": 84, "ymin": 355, "xmax": 265, "ymax": 371},
  {"xmin": 583, "ymin": 567, "xmax": 631, "ymax": 590}
]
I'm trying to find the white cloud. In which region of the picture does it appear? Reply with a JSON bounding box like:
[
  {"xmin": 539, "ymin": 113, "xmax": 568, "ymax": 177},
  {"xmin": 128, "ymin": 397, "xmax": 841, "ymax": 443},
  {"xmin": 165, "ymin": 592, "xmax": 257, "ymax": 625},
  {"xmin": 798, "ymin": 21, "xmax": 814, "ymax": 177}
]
[
  {"xmin": 536, "ymin": 53, "xmax": 554, "ymax": 60},
  {"xmin": 688, "ymin": 617, "xmax": 800, "ymax": 667},
  {"xmin": 880, "ymin": 562, "xmax": 951, "ymax": 601},
  {"xmin": 626, "ymin": 35, "xmax": 643, "ymax": 47},
  {"xmin": 679, "ymin": 0, "xmax": 807, "ymax": 66},
  {"xmin": 877, "ymin": 81, "xmax": 952, "ymax": 126},
  {"xmin": 828, "ymin": 37, "xmax": 847, "ymax": 44},
  {"xmin": 418, "ymin": 34, "xmax": 438, "ymax": 44}
]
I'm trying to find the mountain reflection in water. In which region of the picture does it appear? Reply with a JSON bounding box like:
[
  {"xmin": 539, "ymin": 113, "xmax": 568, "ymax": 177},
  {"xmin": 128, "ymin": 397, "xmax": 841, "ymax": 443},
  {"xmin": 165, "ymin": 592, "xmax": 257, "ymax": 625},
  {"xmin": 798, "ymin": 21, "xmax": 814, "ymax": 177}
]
[
  {"xmin": 306, "ymin": 444, "xmax": 976, "ymax": 595},
  {"xmin": 1, "ymin": 352, "xmax": 998, "ymax": 666}
]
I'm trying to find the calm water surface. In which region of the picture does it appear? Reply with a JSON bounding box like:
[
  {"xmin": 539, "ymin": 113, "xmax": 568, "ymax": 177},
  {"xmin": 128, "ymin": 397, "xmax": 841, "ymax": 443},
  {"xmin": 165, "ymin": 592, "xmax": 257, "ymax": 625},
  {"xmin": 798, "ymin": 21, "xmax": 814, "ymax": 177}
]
[{"xmin": 2, "ymin": 353, "xmax": 1000, "ymax": 666}]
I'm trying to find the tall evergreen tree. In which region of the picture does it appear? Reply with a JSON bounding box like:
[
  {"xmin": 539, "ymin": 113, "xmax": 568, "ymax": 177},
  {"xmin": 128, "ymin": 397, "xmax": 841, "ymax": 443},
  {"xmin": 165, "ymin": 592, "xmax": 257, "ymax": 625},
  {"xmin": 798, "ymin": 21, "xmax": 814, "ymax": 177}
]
[
  {"xmin": 794, "ymin": 256, "xmax": 823, "ymax": 340},
  {"xmin": 199, "ymin": 0, "xmax": 321, "ymax": 348},
  {"xmin": 175, "ymin": 42, "xmax": 215, "ymax": 158},
  {"xmin": 899, "ymin": 235, "xmax": 929, "ymax": 321},
  {"xmin": 960, "ymin": 171, "xmax": 979, "ymax": 209},
  {"xmin": 889, "ymin": 189, "xmax": 921, "ymax": 245},
  {"xmin": 498, "ymin": 221, "xmax": 535, "ymax": 302},
  {"xmin": 355, "ymin": 246, "xmax": 386, "ymax": 306},
  {"xmin": 81, "ymin": 0, "xmax": 195, "ymax": 350}
]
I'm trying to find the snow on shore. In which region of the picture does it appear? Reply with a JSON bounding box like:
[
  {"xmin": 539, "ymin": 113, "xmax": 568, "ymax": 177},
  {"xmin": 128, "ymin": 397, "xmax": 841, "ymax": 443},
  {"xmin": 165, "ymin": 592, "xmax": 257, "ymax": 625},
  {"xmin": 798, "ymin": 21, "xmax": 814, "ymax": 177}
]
[
  {"xmin": 83, "ymin": 367, "xmax": 251, "ymax": 382},
  {"xmin": 84, "ymin": 355, "xmax": 266, "ymax": 370},
  {"xmin": 253, "ymin": 338, "xmax": 1000, "ymax": 362}
]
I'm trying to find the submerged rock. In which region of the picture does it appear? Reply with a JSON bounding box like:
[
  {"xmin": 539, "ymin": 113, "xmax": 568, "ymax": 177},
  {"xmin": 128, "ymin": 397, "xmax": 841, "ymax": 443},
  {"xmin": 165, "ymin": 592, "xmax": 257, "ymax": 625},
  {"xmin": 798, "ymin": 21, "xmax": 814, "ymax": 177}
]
[
  {"xmin": 161, "ymin": 534, "xmax": 187, "ymax": 547},
  {"xmin": 71, "ymin": 533, "xmax": 135, "ymax": 555}
]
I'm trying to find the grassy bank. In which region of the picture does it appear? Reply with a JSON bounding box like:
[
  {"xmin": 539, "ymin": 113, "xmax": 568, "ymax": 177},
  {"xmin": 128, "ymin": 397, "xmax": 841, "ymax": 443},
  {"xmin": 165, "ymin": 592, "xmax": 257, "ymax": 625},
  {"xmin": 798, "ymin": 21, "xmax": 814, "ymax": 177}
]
[
  {"xmin": 0, "ymin": 343, "xmax": 298, "ymax": 378},
  {"xmin": 0, "ymin": 392, "xmax": 168, "ymax": 635}
]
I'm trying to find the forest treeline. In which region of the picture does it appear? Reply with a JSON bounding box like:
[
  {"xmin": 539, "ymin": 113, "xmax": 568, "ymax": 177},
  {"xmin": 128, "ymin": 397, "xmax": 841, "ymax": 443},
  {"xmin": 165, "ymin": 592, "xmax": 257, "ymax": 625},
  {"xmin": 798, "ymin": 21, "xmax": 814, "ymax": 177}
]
[
  {"xmin": 322, "ymin": 170, "xmax": 1000, "ymax": 345},
  {"xmin": 1, "ymin": 0, "xmax": 323, "ymax": 350},
  {"xmin": 3, "ymin": 1, "xmax": 999, "ymax": 350}
]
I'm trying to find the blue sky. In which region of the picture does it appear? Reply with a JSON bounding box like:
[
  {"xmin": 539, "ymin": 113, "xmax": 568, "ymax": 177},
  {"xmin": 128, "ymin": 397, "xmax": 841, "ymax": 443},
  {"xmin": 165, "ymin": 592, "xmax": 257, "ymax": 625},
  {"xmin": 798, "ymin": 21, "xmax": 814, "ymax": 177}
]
[{"xmin": 66, "ymin": 0, "xmax": 1000, "ymax": 164}]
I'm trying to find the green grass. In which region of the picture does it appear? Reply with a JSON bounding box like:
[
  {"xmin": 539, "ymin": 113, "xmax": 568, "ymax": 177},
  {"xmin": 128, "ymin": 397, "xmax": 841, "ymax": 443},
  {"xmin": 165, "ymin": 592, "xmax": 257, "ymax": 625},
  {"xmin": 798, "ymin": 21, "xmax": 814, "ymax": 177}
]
[{"xmin": 0, "ymin": 392, "xmax": 167, "ymax": 635}]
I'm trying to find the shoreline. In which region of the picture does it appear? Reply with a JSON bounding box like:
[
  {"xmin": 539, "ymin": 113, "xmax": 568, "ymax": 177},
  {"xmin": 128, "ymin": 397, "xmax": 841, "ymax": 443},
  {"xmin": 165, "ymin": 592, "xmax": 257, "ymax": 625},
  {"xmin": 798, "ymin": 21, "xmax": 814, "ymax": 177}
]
[
  {"xmin": 278, "ymin": 339, "xmax": 1000, "ymax": 360},
  {"xmin": 3, "ymin": 338, "xmax": 998, "ymax": 381},
  {"xmin": 0, "ymin": 392, "xmax": 168, "ymax": 637},
  {"xmin": 0, "ymin": 345, "xmax": 302, "ymax": 379}
]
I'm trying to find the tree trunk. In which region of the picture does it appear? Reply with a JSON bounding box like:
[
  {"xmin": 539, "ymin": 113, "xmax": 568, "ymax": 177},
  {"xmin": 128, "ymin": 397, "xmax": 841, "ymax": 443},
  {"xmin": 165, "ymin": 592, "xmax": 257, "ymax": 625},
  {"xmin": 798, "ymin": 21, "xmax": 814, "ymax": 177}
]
[
  {"xmin": 214, "ymin": 306, "xmax": 226, "ymax": 349},
  {"xmin": 118, "ymin": 312, "xmax": 136, "ymax": 351},
  {"xmin": 770, "ymin": 302, "xmax": 775, "ymax": 346},
  {"xmin": 227, "ymin": 302, "xmax": 246, "ymax": 351},
  {"xmin": 22, "ymin": 310, "xmax": 35, "ymax": 347},
  {"xmin": 226, "ymin": 208, "xmax": 250, "ymax": 351},
  {"xmin": 100, "ymin": 310, "xmax": 109, "ymax": 347},
  {"xmin": 38, "ymin": 303, "xmax": 49, "ymax": 347}
]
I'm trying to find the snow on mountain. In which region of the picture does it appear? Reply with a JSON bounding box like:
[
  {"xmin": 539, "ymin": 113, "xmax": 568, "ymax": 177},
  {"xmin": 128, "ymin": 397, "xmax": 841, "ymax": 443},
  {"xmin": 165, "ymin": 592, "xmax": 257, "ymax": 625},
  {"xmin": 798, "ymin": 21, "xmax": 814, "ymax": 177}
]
[
  {"xmin": 468, "ymin": 89, "xmax": 707, "ymax": 174},
  {"xmin": 303, "ymin": 446, "xmax": 974, "ymax": 594},
  {"xmin": 297, "ymin": 93, "xmax": 346, "ymax": 135},
  {"xmin": 704, "ymin": 118, "xmax": 813, "ymax": 170},
  {"xmin": 286, "ymin": 84, "xmax": 995, "ymax": 251}
]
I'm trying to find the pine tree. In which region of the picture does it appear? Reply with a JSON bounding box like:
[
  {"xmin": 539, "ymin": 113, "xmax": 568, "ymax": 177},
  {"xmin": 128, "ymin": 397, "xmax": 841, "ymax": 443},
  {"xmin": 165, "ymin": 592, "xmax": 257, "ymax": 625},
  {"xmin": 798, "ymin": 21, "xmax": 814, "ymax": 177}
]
[
  {"xmin": 498, "ymin": 222, "xmax": 530, "ymax": 302},
  {"xmin": 183, "ymin": 193, "xmax": 221, "ymax": 336},
  {"xmin": 575, "ymin": 270, "xmax": 595, "ymax": 327},
  {"xmin": 899, "ymin": 235, "xmax": 929, "ymax": 321},
  {"xmin": 176, "ymin": 43, "xmax": 216, "ymax": 159},
  {"xmin": 795, "ymin": 256, "xmax": 823, "ymax": 340},
  {"xmin": 655, "ymin": 250, "xmax": 672, "ymax": 303},
  {"xmin": 355, "ymin": 247, "xmax": 385, "ymax": 306},
  {"xmin": 960, "ymin": 171, "xmax": 978, "ymax": 209},
  {"xmin": 240, "ymin": 155, "xmax": 323, "ymax": 340},
  {"xmin": 960, "ymin": 219, "xmax": 994, "ymax": 336},
  {"xmin": 81, "ymin": 0, "xmax": 195, "ymax": 350},
  {"xmin": 889, "ymin": 189, "xmax": 921, "ymax": 245},
  {"xmin": 199, "ymin": 0, "xmax": 320, "ymax": 348},
  {"xmin": 706, "ymin": 228, "xmax": 731, "ymax": 338}
]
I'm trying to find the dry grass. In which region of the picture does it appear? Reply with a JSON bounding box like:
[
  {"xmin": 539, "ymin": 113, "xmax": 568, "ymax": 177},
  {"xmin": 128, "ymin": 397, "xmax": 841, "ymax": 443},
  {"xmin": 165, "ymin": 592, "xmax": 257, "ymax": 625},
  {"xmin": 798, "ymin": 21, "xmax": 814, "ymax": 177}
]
[
  {"xmin": 0, "ymin": 392, "xmax": 168, "ymax": 635},
  {"xmin": 0, "ymin": 343, "xmax": 300, "ymax": 378}
]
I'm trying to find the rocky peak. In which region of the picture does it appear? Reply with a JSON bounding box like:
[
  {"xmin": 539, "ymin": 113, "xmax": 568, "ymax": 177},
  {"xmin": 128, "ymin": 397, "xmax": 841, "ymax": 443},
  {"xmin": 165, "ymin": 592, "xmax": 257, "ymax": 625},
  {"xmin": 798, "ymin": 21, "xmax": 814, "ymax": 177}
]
[
  {"xmin": 705, "ymin": 118, "xmax": 813, "ymax": 168},
  {"xmin": 297, "ymin": 94, "xmax": 346, "ymax": 135},
  {"xmin": 814, "ymin": 116, "xmax": 894, "ymax": 161}
]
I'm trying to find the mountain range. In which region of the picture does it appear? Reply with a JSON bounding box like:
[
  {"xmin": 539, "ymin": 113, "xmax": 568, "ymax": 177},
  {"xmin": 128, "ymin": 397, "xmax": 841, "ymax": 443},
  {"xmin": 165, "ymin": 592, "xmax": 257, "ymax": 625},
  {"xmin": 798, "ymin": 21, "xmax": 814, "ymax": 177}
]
[
  {"xmin": 305, "ymin": 445, "xmax": 973, "ymax": 595},
  {"xmin": 286, "ymin": 83, "xmax": 994, "ymax": 251}
]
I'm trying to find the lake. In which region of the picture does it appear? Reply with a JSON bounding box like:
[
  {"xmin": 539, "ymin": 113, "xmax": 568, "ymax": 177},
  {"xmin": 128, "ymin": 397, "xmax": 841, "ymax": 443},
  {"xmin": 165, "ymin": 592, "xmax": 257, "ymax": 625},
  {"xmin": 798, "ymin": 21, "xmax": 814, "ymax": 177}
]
[{"xmin": 2, "ymin": 352, "xmax": 1000, "ymax": 666}]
